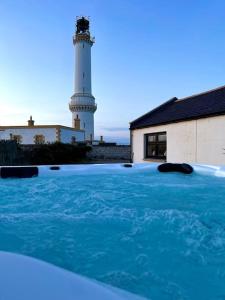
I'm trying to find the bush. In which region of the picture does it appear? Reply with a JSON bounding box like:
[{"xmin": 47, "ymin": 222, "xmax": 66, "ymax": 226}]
[
  {"xmin": 0, "ymin": 140, "xmax": 21, "ymax": 165},
  {"xmin": 24, "ymin": 142, "xmax": 92, "ymax": 165}
]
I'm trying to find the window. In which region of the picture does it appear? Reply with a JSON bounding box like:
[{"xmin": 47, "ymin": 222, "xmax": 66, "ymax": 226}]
[
  {"xmin": 145, "ymin": 132, "xmax": 166, "ymax": 159},
  {"xmin": 12, "ymin": 135, "xmax": 22, "ymax": 144},
  {"xmin": 34, "ymin": 135, "xmax": 45, "ymax": 144}
]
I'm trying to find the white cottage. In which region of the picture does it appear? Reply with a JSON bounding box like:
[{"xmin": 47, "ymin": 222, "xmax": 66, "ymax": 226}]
[
  {"xmin": 0, "ymin": 116, "xmax": 85, "ymax": 144},
  {"xmin": 130, "ymin": 85, "xmax": 225, "ymax": 165}
]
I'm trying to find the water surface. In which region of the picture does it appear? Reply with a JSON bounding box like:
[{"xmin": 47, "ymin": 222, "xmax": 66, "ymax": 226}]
[{"xmin": 0, "ymin": 168, "xmax": 225, "ymax": 300}]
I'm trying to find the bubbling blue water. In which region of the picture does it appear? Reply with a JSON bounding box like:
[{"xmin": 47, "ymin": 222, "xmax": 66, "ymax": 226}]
[{"xmin": 0, "ymin": 168, "xmax": 225, "ymax": 300}]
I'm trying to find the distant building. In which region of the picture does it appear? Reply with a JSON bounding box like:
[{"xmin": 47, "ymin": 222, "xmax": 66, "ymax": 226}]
[
  {"xmin": 0, "ymin": 17, "xmax": 97, "ymax": 145},
  {"xmin": 130, "ymin": 85, "xmax": 225, "ymax": 165},
  {"xmin": 0, "ymin": 116, "xmax": 84, "ymax": 144}
]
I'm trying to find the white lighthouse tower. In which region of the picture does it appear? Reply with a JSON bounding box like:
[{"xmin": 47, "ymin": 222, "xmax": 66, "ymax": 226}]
[{"xmin": 69, "ymin": 17, "xmax": 97, "ymax": 142}]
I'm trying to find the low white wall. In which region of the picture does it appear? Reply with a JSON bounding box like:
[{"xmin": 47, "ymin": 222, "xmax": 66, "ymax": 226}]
[{"xmin": 132, "ymin": 115, "xmax": 225, "ymax": 165}]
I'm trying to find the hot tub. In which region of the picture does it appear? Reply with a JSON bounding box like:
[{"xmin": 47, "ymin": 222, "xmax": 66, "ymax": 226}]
[{"xmin": 0, "ymin": 163, "xmax": 225, "ymax": 300}]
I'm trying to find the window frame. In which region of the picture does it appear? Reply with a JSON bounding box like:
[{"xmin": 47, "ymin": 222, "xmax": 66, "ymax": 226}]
[
  {"xmin": 34, "ymin": 134, "xmax": 45, "ymax": 145},
  {"xmin": 144, "ymin": 132, "xmax": 167, "ymax": 159},
  {"xmin": 12, "ymin": 135, "xmax": 22, "ymax": 144}
]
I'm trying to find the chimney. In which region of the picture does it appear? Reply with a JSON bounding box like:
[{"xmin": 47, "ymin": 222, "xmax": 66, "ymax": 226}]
[
  {"xmin": 100, "ymin": 135, "xmax": 104, "ymax": 143},
  {"xmin": 74, "ymin": 115, "xmax": 80, "ymax": 130},
  {"xmin": 28, "ymin": 116, "xmax": 35, "ymax": 127}
]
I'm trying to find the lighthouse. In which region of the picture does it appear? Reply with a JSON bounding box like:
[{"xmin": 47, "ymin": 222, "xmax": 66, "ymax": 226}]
[{"xmin": 69, "ymin": 17, "xmax": 97, "ymax": 142}]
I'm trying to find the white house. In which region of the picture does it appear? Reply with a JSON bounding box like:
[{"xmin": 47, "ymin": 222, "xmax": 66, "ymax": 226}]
[
  {"xmin": 0, "ymin": 117, "xmax": 85, "ymax": 144},
  {"xmin": 130, "ymin": 85, "xmax": 225, "ymax": 165}
]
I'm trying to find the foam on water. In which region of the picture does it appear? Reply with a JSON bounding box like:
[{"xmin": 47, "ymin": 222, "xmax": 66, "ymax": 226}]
[{"xmin": 0, "ymin": 164, "xmax": 225, "ymax": 300}]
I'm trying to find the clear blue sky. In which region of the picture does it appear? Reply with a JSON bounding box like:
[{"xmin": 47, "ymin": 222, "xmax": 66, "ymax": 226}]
[{"xmin": 1, "ymin": 0, "xmax": 225, "ymax": 143}]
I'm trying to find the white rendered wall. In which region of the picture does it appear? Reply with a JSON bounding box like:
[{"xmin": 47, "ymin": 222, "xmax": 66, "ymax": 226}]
[
  {"xmin": 131, "ymin": 115, "xmax": 225, "ymax": 165},
  {"xmin": 0, "ymin": 128, "xmax": 56, "ymax": 144},
  {"xmin": 75, "ymin": 41, "xmax": 92, "ymax": 94},
  {"xmin": 60, "ymin": 128, "xmax": 84, "ymax": 143},
  {"xmin": 196, "ymin": 116, "xmax": 225, "ymax": 165},
  {"xmin": 167, "ymin": 121, "xmax": 197, "ymax": 163}
]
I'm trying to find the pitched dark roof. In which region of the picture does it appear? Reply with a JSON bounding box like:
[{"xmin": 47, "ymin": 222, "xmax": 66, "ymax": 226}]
[{"xmin": 130, "ymin": 85, "xmax": 225, "ymax": 130}]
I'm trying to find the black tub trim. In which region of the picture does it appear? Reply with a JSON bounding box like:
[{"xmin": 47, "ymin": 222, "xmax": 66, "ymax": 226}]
[
  {"xmin": 0, "ymin": 167, "xmax": 39, "ymax": 179},
  {"xmin": 50, "ymin": 166, "xmax": 60, "ymax": 171},
  {"xmin": 123, "ymin": 163, "xmax": 133, "ymax": 168},
  {"xmin": 158, "ymin": 163, "xmax": 193, "ymax": 174}
]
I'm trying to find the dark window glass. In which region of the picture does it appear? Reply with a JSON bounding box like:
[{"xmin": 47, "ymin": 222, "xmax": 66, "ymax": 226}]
[
  {"xmin": 158, "ymin": 133, "xmax": 166, "ymax": 142},
  {"xmin": 148, "ymin": 144, "xmax": 157, "ymax": 157},
  {"xmin": 158, "ymin": 144, "xmax": 166, "ymax": 157},
  {"xmin": 145, "ymin": 132, "xmax": 167, "ymax": 159},
  {"xmin": 148, "ymin": 135, "xmax": 156, "ymax": 142}
]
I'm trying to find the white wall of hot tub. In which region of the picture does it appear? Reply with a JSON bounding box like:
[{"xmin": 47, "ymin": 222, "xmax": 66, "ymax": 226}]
[
  {"xmin": 60, "ymin": 128, "xmax": 85, "ymax": 143},
  {"xmin": 0, "ymin": 128, "xmax": 56, "ymax": 144},
  {"xmin": 0, "ymin": 251, "xmax": 146, "ymax": 300},
  {"xmin": 131, "ymin": 115, "xmax": 225, "ymax": 165}
]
